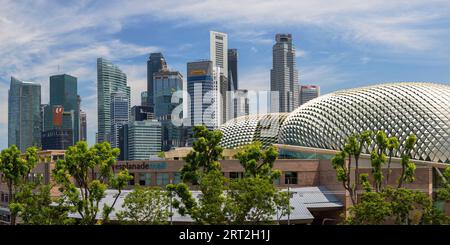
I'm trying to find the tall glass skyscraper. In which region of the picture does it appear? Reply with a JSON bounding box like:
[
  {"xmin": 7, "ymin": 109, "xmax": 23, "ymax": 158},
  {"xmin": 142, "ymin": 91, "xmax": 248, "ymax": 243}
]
[
  {"xmin": 187, "ymin": 60, "xmax": 219, "ymax": 129},
  {"xmin": 153, "ymin": 69, "xmax": 183, "ymax": 151},
  {"xmin": 110, "ymin": 92, "xmax": 129, "ymax": 148},
  {"xmin": 270, "ymin": 34, "xmax": 299, "ymax": 112},
  {"xmin": 119, "ymin": 120, "xmax": 162, "ymax": 160},
  {"xmin": 8, "ymin": 77, "xmax": 42, "ymax": 152},
  {"xmin": 227, "ymin": 49, "xmax": 238, "ymax": 91},
  {"xmin": 147, "ymin": 53, "xmax": 167, "ymax": 110},
  {"xmin": 80, "ymin": 110, "xmax": 87, "ymax": 141},
  {"xmin": 97, "ymin": 57, "xmax": 130, "ymax": 143},
  {"xmin": 47, "ymin": 74, "xmax": 80, "ymax": 143}
]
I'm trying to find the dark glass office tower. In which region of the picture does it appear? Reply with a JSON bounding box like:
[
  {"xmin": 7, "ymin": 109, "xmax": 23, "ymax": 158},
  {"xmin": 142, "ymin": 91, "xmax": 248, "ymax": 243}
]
[
  {"xmin": 227, "ymin": 49, "xmax": 238, "ymax": 91},
  {"xmin": 8, "ymin": 77, "xmax": 42, "ymax": 152},
  {"xmin": 147, "ymin": 53, "xmax": 167, "ymax": 110},
  {"xmin": 48, "ymin": 74, "xmax": 80, "ymax": 143}
]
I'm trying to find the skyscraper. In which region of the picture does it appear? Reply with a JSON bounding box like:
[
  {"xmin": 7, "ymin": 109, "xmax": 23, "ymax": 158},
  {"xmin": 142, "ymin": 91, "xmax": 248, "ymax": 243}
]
[
  {"xmin": 299, "ymin": 85, "xmax": 320, "ymax": 105},
  {"xmin": 97, "ymin": 57, "xmax": 130, "ymax": 143},
  {"xmin": 210, "ymin": 31, "xmax": 228, "ymax": 78},
  {"xmin": 187, "ymin": 60, "xmax": 219, "ymax": 129},
  {"xmin": 210, "ymin": 31, "xmax": 229, "ymax": 125},
  {"xmin": 227, "ymin": 49, "xmax": 238, "ymax": 91},
  {"xmin": 45, "ymin": 74, "xmax": 80, "ymax": 143},
  {"xmin": 119, "ymin": 120, "xmax": 162, "ymax": 160},
  {"xmin": 141, "ymin": 91, "xmax": 148, "ymax": 107},
  {"xmin": 147, "ymin": 53, "xmax": 167, "ymax": 110},
  {"xmin": 232, "ymin": 89, "xmax": 249, "ymax": 118},
  {"xmin": 80, "ymin": 110, "xmax": 87, "ymax": 142},
  {"xmin": 153, "ymin": 68, "xmax": 183, "ymax": 151},
  {"xmin": 270, "ymin": 34, "xmax": 299, "ymax": 113},
  {"xmin": 131, "ymin": 106, "xmax": 153, "ymax": 122},
  {"xmin": 110, "ymin": 92, "xmax": 129, "ymax": 148},
  {"xmin": 8, "ymin": 77, "xmax": 42, "ymax": 152}
]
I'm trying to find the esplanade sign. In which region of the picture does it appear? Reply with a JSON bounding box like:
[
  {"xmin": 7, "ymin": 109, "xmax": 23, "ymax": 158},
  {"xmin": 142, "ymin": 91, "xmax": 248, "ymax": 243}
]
[{"xmin": 113, "ymin": 162, "xmax": 167, "ymax": 171}]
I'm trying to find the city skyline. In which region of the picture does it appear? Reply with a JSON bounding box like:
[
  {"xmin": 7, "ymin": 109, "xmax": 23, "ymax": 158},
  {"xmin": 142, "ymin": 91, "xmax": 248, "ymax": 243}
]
[{"xmin": 1, "ymin": 0, "xmax": 450, "ymax": 149}]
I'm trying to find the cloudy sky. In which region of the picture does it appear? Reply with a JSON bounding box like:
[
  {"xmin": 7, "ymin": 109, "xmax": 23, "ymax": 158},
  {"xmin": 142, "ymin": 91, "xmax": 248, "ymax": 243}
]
[{"xmin": 1, "ymin": 0, "xmax": 450, "ymax": 148}]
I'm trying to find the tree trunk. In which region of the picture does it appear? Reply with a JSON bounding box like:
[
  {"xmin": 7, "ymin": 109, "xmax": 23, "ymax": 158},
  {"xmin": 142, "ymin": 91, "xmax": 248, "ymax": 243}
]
[
  {"xmin": 8, "ymin": 182, "xmax": 15, "ymax": 225},
  {"xmin": 386, "ymin": 153, "xmax": 393, "ymax": 187}
]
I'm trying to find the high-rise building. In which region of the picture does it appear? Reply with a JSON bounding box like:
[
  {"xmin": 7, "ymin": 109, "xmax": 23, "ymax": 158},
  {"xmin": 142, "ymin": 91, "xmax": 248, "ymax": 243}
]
[
  {"xmin": 119, "ymin": 120, "xmax": 162, "ymax": 160},
  {"xmin": 141, "ymin": 91, "xmax": 148, "ymax": 107},
  {"xmin": 80, "ymin": 110, "xmax": 87, "ymax": 142},
  {"xmin": 97, "ymin": 57, "xmax": 130, "ymax": 144},
  {"xmin": 110, "ymin": 92, "xmax": 129, "ymax": 148},
  {"xmin": 270, "ymin": 34, "xmax": 299, "ymax": 113},
  {"xmin": 153, "ymin": 69, "xmax": 183, "ymax": 119},
  {"xmin": 299, "ymin": 85, "xmax": 320, "ymax": 105},
  {"xmin": 153, "ymin": 69, "xmax": 183, "ymax": 151},
  {"xmin": 8, "ymin": 77, "xmax": 42, "ymax": 152},
  {"xmin": 232, "ymin": 89, "xmax": 249, "ymax": 118},
  {"xmin": 131, "ymin": 105, "xmax": 154, "ymax": 122},
  {"xmin": 227, "ymin": 49, "xmax": 238, "ymax": 91},
  {"xmin": 147, "ymin": 53, "xmax": 167, "ymax": 110},
  {"xmin": 210, "ymin": 31, "xmax": 229, "ymax": 125},
  {"xmin": 41, "ymin": 129, "xmax": 73, "ymax": 150},
  {"xmin": 44, "ymin": 74, "xmax": 80, "ymax": 144},
  {"xmin": 210, "ymin": 31, "xmax": 228, "ymax": 78},
  {"xmin": 187, "ymin": 60, "xmax": 219, "ymax": 129}
]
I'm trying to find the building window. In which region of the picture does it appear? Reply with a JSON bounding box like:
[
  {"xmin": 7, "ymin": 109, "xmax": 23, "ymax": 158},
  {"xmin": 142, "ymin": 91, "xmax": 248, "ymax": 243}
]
[
  {"xmin": 129, "ymin": 173, "xmax": 135, "ymax": 186},
  {"xmin": 229, "ymin": 172, "xmax": 244, "ymax": 179},
  {"xmin": 157, "ymin": 173, "xmax": 169, "ymax": 187},
  {"xmin": 173, "ymin": 172, "xmax": 182, "ymax": 184},
  {"xmin": 139, "ymin": 173, "xmax": 151, "ymax": 186},
  {"xmin": 285, "ymin": 172, "xmax": 298, "ymax": 185}
]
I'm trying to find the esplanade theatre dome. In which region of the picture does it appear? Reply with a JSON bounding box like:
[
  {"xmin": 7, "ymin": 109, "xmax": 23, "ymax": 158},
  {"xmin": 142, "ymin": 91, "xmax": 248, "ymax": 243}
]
[{"xmin": 220, "ymin": 82, "xmax": 450, "ymax": 163}]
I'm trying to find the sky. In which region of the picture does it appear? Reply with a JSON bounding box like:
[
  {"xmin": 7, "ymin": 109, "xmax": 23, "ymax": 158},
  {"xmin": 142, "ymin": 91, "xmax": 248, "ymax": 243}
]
[{"xmin": 0, "ymin": 0, "xmax": 450, "ymax": 149}]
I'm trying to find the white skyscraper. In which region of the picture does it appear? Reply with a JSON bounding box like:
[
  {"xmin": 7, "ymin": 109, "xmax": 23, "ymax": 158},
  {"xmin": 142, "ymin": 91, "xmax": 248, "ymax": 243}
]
[{"xmin": 210, "ymin": 31, "xmax": 228, "ymax": 78}]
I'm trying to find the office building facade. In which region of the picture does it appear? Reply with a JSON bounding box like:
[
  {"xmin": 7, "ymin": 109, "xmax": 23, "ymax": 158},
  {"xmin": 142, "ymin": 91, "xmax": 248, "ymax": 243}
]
[
  {"xmin": 299, "ymin": 85, "xmax": 320, "ymax": 105},
  {"xmin": 110, "ymin": 92, "xmax": 129, "ymax": 148},
  {"xmin": 8, "ymin": 77, "xmax": 42, "ymax": 152},
  {"xmin": 131, "ymin": 105, "xmax": 154, "ymax": 122},
  {"xmin": 79, "ymin": 110, "xmax": 87, "ymax": 142},
  {"xmin": 227, "ymin": 49, "xmax": 238, "ymax": 91},
  {"xmin": 119, "ymin": 120, "xmax": 162, "ymax": 160},
  {"xmin": 270, "ymin": 34, "xmax": 299, "ymax": 113},
  {"xmin": 153, "ymin": 69, "xmax": 184, "ymax": 151},
  {"xmin": 187, "ymin": 60, "xmax": 219, "ymax": 129},
  {"xmin": 147, "ymin": 53, "xmax": 167, "ymax": 110},
  {"xmin": 210, "ymin": 31, "xmax": 228, "ymax": 78},
  {"xmin": 141, "ymin": 91, "xmax": 148, "ymax": 107},
  {"xmin": 97, "ymin": 57, "xmax": 130, "ymax": 143},
  {"xmin": 44, "ymin": 74, "xmax": 80, "ymax": 144},
  {"xmin": 41, "ymin": 129, "xmax": 73, "ymax": 150}
]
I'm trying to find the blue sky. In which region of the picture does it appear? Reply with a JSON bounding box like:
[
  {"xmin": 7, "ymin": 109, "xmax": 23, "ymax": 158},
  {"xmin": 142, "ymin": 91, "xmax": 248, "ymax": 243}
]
[{"xmin": 0, "ymin": 0, "xmax": 450, "ymax": 148}]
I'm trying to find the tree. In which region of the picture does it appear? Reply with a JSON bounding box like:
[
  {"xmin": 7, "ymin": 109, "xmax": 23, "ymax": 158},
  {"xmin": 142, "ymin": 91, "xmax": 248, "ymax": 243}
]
[
  {"xmin": 9, "ymin": 178, "xmax": 74, "ymax": 225},
  {"xmin": 397, "ymin": 134, "xmax": 417, "ymax": 188},
  {"xmin": 331, "ymin": 132, "xmax": 371, "ymax": 205},
  {"xmin": 180, "ymin": 125, "xmax": 223, "ymax": 184},
  {"xmin": 52, "ymin": 141, "xmax": 132, "ymax": 225},
  {"xmin": 370, "ymin": 131, "xmax": 388, "ymax": 192},
  {"xmin": 167, "ymin": 125, "xmax": 229, "ymax": 224},
  {"xmin": 230, "ymin": 142, "xmax": 291, "ymax": 224},
  {"xmin": 0, "ymin": 145, "xmax": 39, "ymax": 225},
  {"xmin": 117, "ymin": 187, "xmax": 170, "ymax": 224},
  {"xmin": 385, "ymin": 136, "xmax": 400, "ymax": 186}
]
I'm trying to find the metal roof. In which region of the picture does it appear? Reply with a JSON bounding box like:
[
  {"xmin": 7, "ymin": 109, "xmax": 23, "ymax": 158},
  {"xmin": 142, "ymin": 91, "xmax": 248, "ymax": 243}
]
[{"xmin": 67, "ymin": 186, "xmax": 343, "ymax": 223}]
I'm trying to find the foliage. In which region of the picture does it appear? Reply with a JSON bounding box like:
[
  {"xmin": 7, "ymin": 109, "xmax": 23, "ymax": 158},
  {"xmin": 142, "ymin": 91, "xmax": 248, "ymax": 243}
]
[
  {"xmin": 345, "ymin": 187, "xmax": 448, "ymax": 225},
  {"xmin": 52, "ymin": 141, "xmax": 131, "ymax": 225},
  {"xmin": 169, "ymin": 127, "xmax": 289, "ymax": 225},
  {"xmin": 180, "ymin": 125, "xmax": 223, "ymax": 184},
  {"xmin": 117, "ymin": 187, "xmax": 170, "ymax": 224},
  {"xmin": 0, "ymin": 145, "xmax": 39, "ymax": 225},
  {"xmin": 9, "ymin": 178, "xmax": 74, "ymax": 225},
  {"xmin": 436, "ymin": 167, "xmax": 450, "ymax": 202},
  {"xmin": 397, "ymin": 134, "xmax": 417, "ymax": 188}
]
